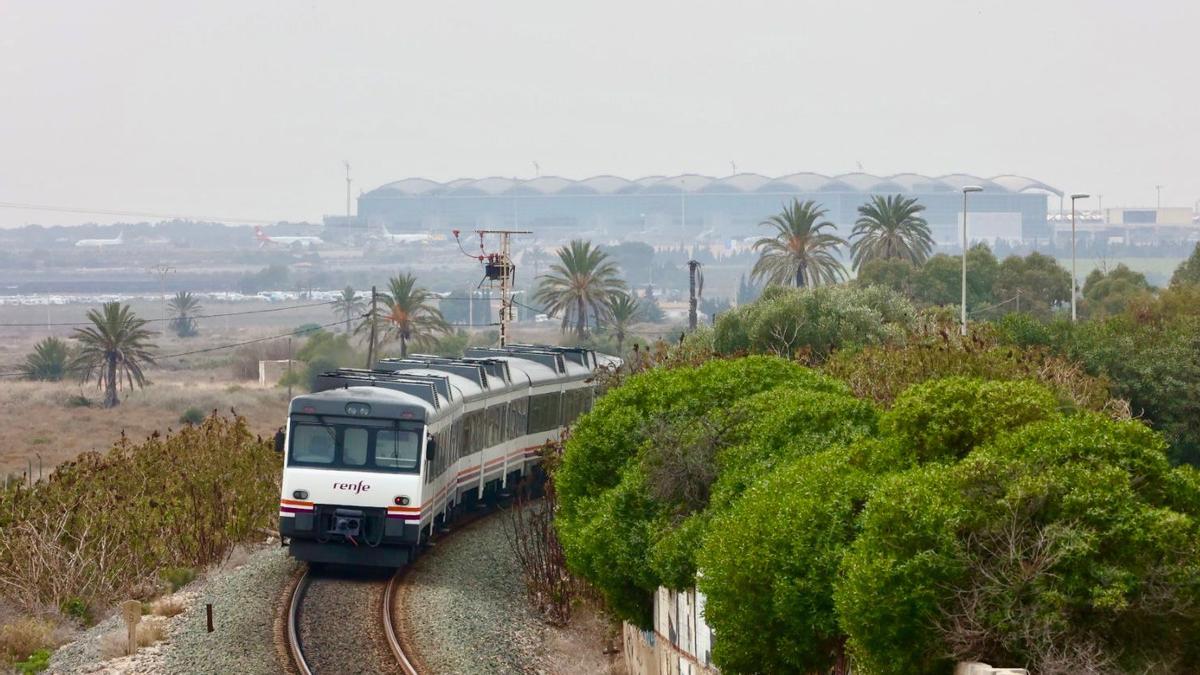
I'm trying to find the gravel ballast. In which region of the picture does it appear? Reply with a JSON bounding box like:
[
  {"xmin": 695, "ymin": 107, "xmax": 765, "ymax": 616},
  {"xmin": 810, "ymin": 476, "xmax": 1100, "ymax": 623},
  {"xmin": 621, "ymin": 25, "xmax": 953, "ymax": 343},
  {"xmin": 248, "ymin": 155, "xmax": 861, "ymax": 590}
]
[
  {"xmin": 48, "ymin": 544, "xmax": 299, "ymax": 675},
  {"xmin": 400, "ymin": 511, "xmax": 561, "ymax": 675}
]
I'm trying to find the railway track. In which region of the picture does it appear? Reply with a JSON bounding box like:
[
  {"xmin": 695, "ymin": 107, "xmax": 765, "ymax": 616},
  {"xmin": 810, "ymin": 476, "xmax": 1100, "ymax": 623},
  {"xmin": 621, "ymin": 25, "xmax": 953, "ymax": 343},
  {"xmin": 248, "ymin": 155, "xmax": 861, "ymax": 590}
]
[
  {"xmin": 285, "ymin": 566, "xmax": 418, "ymax": 675},
  {"xmin": 283, "ymin": 502, "xmax": 511, "ymax": 674}
]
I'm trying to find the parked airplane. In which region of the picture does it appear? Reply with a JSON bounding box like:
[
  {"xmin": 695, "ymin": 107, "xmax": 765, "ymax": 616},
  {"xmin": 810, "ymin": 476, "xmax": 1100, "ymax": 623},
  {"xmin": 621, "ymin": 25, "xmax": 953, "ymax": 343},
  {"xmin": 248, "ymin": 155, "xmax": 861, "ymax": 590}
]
[
  {"xmin": 375, "ymin": 224, "xmax": 439, "ymax": 245},
  {"xmin": 74, "ymin": 231, "xmax": 124, "ymax": 247},
  {"xmin": 255, "ymin": 226, "xmax": 324, "ymax": 248}
]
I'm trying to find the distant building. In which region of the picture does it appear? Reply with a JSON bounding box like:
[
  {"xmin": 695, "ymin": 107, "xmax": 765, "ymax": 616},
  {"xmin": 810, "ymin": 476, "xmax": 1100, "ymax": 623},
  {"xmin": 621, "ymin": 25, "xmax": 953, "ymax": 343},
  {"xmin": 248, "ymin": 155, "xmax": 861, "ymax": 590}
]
[
  {"xmin": 1050, "ymin": 207, "xmax": 1200, "ymax": 246},
  {"xmin": 356, "ymin": 173, "xmax": 1060, "ymax": 246}
]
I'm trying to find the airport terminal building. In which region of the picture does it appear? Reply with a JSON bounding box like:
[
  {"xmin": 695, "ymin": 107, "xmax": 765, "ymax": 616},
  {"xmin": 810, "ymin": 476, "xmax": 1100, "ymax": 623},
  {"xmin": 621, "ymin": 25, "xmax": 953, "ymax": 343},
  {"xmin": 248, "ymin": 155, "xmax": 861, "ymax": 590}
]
[{"xmin": 356, "ymin": 173, "xmax": 1060, "ymax": 246}]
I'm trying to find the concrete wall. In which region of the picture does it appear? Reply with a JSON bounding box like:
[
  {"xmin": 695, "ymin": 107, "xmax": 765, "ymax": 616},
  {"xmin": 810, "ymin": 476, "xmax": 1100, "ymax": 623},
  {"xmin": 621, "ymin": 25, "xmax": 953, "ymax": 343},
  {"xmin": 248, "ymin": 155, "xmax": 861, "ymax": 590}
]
[
  {"xmin": 623, "ymin": 587, "xmax": 719, "ymax": 675},
  {"xmin": 258, "ymin": 359, "xmax": 294, "ymax": 387}
]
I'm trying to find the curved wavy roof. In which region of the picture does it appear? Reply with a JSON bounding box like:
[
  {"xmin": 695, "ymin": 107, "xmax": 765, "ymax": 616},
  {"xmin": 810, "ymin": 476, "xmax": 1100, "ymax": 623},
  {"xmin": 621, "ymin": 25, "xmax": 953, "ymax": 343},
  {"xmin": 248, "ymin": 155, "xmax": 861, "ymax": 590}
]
[{"xmin": 362, "ymin": 173, "xmax": 1061, "ymax": 198}]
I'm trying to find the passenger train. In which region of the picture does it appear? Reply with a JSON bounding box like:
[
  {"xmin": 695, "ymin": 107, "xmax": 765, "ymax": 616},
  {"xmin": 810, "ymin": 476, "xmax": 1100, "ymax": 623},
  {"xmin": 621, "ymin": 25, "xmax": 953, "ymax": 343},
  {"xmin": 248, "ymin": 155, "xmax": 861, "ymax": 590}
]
[{"xmin": 275, "ymin": 344, "xmax": 615, "ymax": 566}]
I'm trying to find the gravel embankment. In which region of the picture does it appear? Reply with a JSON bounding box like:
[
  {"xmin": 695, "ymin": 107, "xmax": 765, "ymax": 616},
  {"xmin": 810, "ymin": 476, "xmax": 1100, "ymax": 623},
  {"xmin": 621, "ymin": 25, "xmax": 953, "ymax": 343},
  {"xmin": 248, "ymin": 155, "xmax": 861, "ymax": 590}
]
[
  {"xmin": 401, "ymin": 511, "xmax": 580, "ymax": 675},
  {"xmin": 48, "ymin": 544, "xmax": 299, "ymax": 675}
]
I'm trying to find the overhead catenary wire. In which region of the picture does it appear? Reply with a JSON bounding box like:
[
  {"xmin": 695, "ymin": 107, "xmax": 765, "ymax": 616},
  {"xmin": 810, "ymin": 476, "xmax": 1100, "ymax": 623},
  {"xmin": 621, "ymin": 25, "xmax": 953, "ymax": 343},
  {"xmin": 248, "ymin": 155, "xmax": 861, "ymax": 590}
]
[{"xmin": 0, "ymin": 299, "xmax": 340, "ymax": 327}]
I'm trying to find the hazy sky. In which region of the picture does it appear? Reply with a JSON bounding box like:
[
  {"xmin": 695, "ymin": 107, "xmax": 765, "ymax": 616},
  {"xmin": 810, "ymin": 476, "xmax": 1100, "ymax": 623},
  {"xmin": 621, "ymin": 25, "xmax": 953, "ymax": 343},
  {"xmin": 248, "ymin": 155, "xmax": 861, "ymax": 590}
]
[{"xmin": 2, "ymin": 0, "xmax": 1197, "ymax": 228}]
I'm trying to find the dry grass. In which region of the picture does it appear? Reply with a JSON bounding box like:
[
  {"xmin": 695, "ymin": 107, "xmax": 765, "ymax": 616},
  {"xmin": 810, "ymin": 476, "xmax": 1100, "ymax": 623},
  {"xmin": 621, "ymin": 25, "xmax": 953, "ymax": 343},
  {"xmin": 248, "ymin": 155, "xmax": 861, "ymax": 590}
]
[
  {"xmin": 149, "ymin": 597, "xmax": 185, "ymax": 618},
  {"xmin": 0, "ymin": 367, "xmax": 287, "ymax": 477},
  {"xmin": 541, "ymin": 602, "xmax": 627, "ymax": 675},
  {"xmin": 0, "ymin": 616, "xmax": 58, "ymax": 662},
  {"xmin": 97, "ymin": 618, "xmax": 168, "ymax": 660}
]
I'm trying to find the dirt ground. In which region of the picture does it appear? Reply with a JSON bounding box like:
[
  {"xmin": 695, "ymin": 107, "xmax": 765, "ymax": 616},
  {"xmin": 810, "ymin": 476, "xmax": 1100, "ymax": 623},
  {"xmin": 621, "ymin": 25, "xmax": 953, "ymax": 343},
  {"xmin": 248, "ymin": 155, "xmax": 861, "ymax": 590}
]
[{"xmin": 0, "ymin": 369, "xmax": 288, "ymax": 479}]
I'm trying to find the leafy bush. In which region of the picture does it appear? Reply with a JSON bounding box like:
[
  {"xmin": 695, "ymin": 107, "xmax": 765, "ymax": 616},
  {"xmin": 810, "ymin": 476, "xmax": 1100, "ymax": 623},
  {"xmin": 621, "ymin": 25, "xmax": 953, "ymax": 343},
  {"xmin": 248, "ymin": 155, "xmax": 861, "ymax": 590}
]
[
  {"xmin": 295, "ymin": 330, "xmax": 362, "ymax": 389},
  {"xmin": 60, "ymin": 596, "xmax": 91, "ymax": 625},
  {"xmin": 159, "ymin": 566, "xmax": 197, "ymax": 592},
  {"xmin": 0, "ymin": 416, "xmax": 278, "ymax": 613},
  {"xmin": 21, "ymin": 337, "xmax": 71, "ymax": 381},
  {"xmin": 556, "ymin": 356, "xmax": 828, "ymax": 624},
  {"xmin": 64, "ymin": 394, "xmax": 93, "ymax": 408},
  {"xmin": 880, "ymin": 377, "xmax": 1060, "ymax": 464},
  {"xmin": 1060, "ymin": 313, "xmax": 1200, "ymax": 466},
  {"xmin": 836, "ymin": 414, "xmax": 1200, "ymax": 673},
  {"xmin": 698, "ymin": 450, "xmax": 876, "ymax": 673},
  {"xmin": 179, "ymin": 407, "xmax": 206, "ymax": 425},
  {"xmin": 14, "ymin": 648, "xmax": 50, "ymax": 674},
  {"xmin": 822, "ymin": 328, "xmax": 1112, "ymax": 413},
  {"xmin": 712, "ymin": 284, "xmax": 914, "ymax": 360}
]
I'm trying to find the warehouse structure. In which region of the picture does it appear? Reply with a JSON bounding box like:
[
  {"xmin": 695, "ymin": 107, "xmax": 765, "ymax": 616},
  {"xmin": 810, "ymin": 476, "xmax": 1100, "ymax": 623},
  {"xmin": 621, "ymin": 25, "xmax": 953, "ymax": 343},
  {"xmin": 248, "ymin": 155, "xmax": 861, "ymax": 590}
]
[{"xmin": 356, "ymin": 173, "xmax": 1060, "ymax": 245}]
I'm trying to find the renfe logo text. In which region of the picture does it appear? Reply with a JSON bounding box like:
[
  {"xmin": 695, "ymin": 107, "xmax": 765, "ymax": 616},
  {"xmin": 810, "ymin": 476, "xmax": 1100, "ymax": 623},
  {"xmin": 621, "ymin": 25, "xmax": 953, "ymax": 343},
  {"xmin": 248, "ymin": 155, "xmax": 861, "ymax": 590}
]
[{"xmin": 333, "ymin": 480, "xmax": 371, "ymax": 494}]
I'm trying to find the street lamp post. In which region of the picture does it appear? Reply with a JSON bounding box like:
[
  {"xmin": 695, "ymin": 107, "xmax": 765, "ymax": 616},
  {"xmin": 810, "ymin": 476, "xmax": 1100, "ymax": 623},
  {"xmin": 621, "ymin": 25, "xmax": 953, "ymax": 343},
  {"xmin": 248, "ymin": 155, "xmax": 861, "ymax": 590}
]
[
  {"xmin": 1070, "ymin": 193, "xmax": 1090, "ymax": 322},
  {"xmin": 960, "ymin": 186, "xmax": 983, "ymax": 336}
]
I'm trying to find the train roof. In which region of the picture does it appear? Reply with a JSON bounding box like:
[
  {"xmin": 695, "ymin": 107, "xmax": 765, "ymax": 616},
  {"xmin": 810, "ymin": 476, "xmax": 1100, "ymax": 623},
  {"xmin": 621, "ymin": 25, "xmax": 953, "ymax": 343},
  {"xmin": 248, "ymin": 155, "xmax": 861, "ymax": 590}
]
[
  {"xmin": 314, "ymin": 369, "xmax": 467, "ymax": 408},
  {"xmin": 383, "ymin": 367, "xmax": 486, "ymax": 403},
  {"xmin": 289, "ymin": 386, "xmax": 434, "ymax": 421},
  {"xmin": 376, "ymin": 356, "xmax": 513, "ymax": 394}
]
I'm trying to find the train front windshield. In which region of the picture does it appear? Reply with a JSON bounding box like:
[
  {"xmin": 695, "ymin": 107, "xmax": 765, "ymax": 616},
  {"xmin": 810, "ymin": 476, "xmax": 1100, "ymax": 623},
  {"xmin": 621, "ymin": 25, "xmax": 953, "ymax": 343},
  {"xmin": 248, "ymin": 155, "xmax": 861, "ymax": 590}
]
[{"xmin": 287, "ymin": 416, "xmax": 423, "ymax": 473}]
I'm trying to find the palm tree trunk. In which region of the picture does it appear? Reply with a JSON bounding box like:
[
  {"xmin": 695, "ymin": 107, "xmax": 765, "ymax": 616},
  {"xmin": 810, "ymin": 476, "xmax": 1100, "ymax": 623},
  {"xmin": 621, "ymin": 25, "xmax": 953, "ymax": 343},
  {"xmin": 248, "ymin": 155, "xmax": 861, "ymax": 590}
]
[
  {"xmin": 105, "ymin": 355, "xmax": 119, "ymax": 407},
  {"xmin": 617, "ymin": 331, "xmax": 625, "ymax": 355},
  {"xmin": 576, "ymin": 297, "xmax": 587, "ymax": 339},
  {"xmin": 795, "ymin": 262, "xmax": 807, "ymax": 288},
  {"xmin": 400, "ymin": 335, "xmax": 408, "ymax": 358}
]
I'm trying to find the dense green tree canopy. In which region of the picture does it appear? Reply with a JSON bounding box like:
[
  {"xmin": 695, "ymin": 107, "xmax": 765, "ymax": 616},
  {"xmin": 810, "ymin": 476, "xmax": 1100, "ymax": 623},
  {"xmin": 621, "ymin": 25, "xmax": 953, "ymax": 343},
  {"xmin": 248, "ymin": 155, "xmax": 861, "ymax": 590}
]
[
  {"xmin": 837, "ymin": 414, "xmax": 1200, "ymax": 674},
  {"xmin": 1081, "ymin": 263, "xmax": 1154, "ymax": 318},
  {"xmin": 992, "ymin": 251, "xmax": 1071, "ymax": 319},
  {"xmin": 1170, "ymin": 242, "xmax": 1200, "ymax": 287},
  {"xmin": 912, "ymin": 244, "xmax": 998, "ymax": 308}
]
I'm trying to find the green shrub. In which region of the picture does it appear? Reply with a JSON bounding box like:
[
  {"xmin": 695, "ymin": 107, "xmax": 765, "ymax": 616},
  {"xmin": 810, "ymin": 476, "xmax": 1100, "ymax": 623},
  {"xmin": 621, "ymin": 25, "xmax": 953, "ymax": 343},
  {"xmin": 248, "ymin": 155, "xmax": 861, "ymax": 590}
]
[
  {"xmin": 556, "ymin": 356, "xmax": 827, "ymax": 625},
  {"xmin": 179, "ymin": 407, "xmax": 206, "ymax": 425},
  {"xmin": 0, "ymin": 416, "xmax": 277, "ymax": 613},
  {"xmin": 64, "ymin": 394, "xmax": 93, "ymax": 408},
  {"xmin": 822, "ymin": 330, "xmax": 1111, "ymax": 412},
  {"xmin": 698, "ymin": 450, "xmax": 876, "ymax": 673},
  {"xmin": 836, "ymin": 414, "xmax": 1200, "ymax": 673},
  {"xmin": 14, "ymin": 648, "xmax": 50, "ymax": 673},
  {"xmin": 60, "ymin": 596, "xmax": 91, "ymax": 624},
  {"xmin": 21, "ymin": 337, "xmax": 71, "ymax": 382},
  {"xmin": 159, "ymin": 566, "xmax": 197, "ymax": 592},
  {"xmin": 712, "ymin": 285, "xmax": 914, "ymax": 360},
  {"xmin": 880, "ymin": 377, "xmax": 1060, "ymax": 464}
]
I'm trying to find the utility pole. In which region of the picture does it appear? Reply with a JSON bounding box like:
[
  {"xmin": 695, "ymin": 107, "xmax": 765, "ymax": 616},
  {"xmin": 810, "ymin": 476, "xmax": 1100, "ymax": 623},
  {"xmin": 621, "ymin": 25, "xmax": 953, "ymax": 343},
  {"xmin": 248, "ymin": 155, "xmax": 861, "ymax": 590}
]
[
  {"xmin": 365, "ymin": 286, "xmax": 378, "ymax": 368},
  {"xmin": 456, "ymin": 229, "xmax": 531, "ymax": 347},
  {"xmin": 344, "ymin": 161, "xmax": 352, "ymax": 220},
  {"xmin": 687, "ymin": 260, "xmax": 702, "ymax": 331},
  {"xmin": 147, "ymin": 264, "xmax": 174, "ymax": 327},
  {"xmin": 287, "ymin": 337, "xmax": 293, "ymax": 400}
]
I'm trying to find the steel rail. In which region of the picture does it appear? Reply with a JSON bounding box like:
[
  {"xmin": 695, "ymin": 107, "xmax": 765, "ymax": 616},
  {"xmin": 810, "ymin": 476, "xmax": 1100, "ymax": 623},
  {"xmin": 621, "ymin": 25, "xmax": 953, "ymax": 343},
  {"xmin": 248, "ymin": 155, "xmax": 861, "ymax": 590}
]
[
  {"xmin": 383, "ymin": 570, "xmax": 420, "ymax": 675},
  {"xmin": 286, "ymin": 568, "xmax": 314, "ymax": 675}
]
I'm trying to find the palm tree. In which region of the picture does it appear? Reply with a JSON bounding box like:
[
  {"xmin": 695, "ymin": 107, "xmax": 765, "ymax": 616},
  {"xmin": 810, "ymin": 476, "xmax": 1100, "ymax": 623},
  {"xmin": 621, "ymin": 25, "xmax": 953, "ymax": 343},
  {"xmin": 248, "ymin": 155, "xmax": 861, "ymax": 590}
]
[
  {"xmin": 71, "ymin": 302, "xmax": 157, "ymax": 408},
  {"xmin": 751, "ymin": 199, "xmax": 848, "ymax": 288},
  {"xmin": 533, "ymin": 240, "xmax": 626, "ymax": 339},
  {"xmin": 167, "ymin": 291, "xmax": 203, "ymax": 337},
  {"xmin": 332, "ymin": 286, "xmax": 365, "ymax": 333},
  {"xmin": 367, "ymin": 273, "xmax": 450, "ymax": 357},
  {"xmin": 606, "ymin": 292, "xmax": 640, "ymax": 354},
  {"xmin": 22, "ymin": 337, "xmax": 71, "ymax": 381},
  {"xmin": 849, "ymin": 195, "xmax": 933, "ymax": 270}
]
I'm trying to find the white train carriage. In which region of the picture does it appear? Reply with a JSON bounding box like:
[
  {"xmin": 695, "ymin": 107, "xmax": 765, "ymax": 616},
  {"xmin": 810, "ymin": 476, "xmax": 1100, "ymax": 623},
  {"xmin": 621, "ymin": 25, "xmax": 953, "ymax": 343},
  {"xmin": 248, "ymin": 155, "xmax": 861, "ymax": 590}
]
[{"xmin": 276, "ymin": 345, "xmax": 609, "ymax": 566}]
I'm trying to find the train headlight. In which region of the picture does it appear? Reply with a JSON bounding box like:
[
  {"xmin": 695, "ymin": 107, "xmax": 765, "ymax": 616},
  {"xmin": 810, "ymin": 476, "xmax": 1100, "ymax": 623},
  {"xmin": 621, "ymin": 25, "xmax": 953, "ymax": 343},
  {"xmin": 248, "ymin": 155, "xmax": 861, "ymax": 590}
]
[
  {"xmin": 394, "ymin": 496, "xmax": 410, "ymax": 506},
  {"xmin": 293, "ymin": 490, "xmax": 309, "ymax": 500}
]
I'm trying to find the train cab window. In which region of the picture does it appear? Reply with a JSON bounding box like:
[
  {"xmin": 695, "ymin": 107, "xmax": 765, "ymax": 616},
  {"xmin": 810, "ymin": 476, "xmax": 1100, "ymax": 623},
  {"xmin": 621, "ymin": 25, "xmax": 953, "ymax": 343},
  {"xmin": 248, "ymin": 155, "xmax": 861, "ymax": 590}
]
[
  {"xmin": 291, "ymin": 425, "xmax": 336, "ymax": 464},
  {"xmin": 343, "ymin": 428, "xmax": 369, "ymax": 466},
  {"xmin": 376, "ymin": 429, "xmax": 420, "ymax": 470}
]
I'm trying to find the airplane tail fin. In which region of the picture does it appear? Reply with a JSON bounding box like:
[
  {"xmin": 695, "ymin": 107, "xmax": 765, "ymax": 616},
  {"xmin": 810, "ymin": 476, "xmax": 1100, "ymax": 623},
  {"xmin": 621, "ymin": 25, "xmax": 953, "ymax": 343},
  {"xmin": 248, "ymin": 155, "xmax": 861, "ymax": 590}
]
[{"xmin": 255, "ymin": 226, "xmax": 270, "ymax": 247}]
